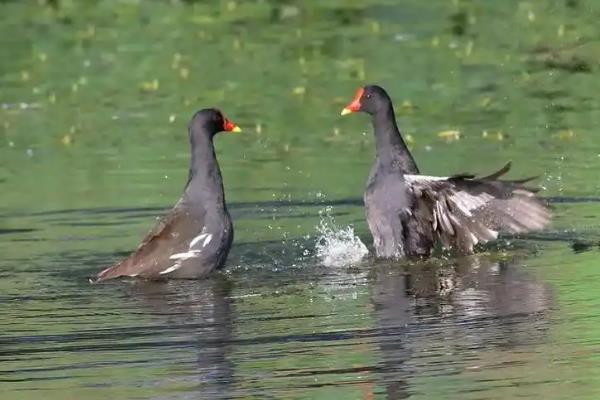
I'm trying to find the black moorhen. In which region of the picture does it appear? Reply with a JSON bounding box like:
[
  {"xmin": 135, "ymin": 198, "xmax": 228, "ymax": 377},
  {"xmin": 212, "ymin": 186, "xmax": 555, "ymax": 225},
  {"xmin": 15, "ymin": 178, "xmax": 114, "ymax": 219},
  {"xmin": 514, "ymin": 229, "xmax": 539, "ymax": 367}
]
[
  {"xmin": 341, "ymin": 85, "xmax": 551, "ymax": 259},
  {"xmin": 92, "ymin": 108, "xmax": 241, "ymax": 281}
]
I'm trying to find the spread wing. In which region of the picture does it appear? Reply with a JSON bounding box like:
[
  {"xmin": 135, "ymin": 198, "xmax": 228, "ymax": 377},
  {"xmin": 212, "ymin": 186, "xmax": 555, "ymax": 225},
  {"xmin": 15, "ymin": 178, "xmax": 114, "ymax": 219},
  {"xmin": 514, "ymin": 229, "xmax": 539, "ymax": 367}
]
[
  {"xmin": 406, "ymin": 162, "xmax": 551, "ymax": 253},
  {"xmin": 92, "ymin": 205, "xmax": 204, "ymax": 282}
]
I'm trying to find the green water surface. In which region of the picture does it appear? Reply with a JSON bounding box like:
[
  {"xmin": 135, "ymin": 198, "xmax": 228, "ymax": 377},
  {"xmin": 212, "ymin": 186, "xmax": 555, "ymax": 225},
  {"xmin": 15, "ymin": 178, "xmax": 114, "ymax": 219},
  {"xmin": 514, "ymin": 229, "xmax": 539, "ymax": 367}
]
[{"xmin": 2, "ymin": 1, "xmax": 600, "ymax": 399}]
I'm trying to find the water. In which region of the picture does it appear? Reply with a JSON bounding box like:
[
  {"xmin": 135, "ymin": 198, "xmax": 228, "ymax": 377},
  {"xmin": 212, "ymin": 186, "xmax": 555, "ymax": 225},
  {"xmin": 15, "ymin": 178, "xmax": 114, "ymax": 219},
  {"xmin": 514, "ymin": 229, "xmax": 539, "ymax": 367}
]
[
  {"xmin": 2, "ymin": 0, "xmax": 600, "ymax": 399},
  {"xmin": 315, "ymin": 207, "xmax": 368, "ymax": 267}
]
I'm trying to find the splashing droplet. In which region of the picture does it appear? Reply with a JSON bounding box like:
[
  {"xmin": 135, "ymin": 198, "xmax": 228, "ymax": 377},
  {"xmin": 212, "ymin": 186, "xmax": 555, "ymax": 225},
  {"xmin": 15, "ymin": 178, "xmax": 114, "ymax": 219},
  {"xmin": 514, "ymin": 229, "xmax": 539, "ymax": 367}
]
[{"xmin": 315, "ymin": 207, "xmax": 368, "ymax": 267}]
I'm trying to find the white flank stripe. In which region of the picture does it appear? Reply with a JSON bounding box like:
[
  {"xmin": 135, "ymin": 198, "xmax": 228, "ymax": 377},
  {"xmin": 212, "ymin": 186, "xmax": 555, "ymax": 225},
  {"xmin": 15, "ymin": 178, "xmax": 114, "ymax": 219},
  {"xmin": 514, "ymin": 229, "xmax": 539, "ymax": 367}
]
[
  {"xmin": 189, "ymin": 233, "xmax": 209, "ymax": 248},
  {"xmin": 160, "ymin": 264, "xmax": 181, "ymax": 275},
  {"xmin": 161, "ymin": 231, "xmax": 212, "ymax": 276},
  {"xmin": 169, "ymin": 250, "xmax": 202, "ymax": 260}
]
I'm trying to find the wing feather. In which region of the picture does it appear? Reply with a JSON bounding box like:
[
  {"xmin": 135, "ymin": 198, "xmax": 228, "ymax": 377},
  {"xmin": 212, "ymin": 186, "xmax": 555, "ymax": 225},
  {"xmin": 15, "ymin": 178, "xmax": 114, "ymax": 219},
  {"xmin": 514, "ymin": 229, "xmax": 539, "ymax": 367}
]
[
  {"xmin": 407, "ymin": 163, "xmax": 550, "ymax": 253},
  {"xmin": 92, "ymin": 205, "xmax": 205, "ymax": 282}
]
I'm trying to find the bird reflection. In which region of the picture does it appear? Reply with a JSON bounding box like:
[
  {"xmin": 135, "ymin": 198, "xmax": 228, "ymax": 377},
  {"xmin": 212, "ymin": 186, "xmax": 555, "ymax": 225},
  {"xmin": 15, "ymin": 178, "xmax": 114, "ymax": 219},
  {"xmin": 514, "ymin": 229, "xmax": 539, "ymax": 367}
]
[
  {"xmin": 368, "ymin": 254, "xmax": 553, "ymax": 399},
  {"xmin": 126, "ymin": 277, "xmax": 234, "ymax": 399}
]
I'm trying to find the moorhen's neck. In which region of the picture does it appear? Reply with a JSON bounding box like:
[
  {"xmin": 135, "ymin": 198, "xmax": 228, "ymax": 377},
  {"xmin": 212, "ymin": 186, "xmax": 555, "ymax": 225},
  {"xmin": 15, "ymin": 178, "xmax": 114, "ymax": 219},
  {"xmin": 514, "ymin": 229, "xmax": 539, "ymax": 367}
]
[
  {"xmin": 182, "ymin": 129, "xmax": 225, "ymax": 206},
  {"xmin": 371, "ymin": 104, "xmax": 419, "ymax": 174}
]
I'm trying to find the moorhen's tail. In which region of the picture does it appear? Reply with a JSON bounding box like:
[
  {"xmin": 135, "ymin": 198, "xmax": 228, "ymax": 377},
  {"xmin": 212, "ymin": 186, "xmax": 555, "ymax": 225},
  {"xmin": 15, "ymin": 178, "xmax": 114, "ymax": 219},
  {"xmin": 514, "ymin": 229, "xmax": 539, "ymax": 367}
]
[
  {"xmin": 90, "ymin": 260, "xmax": 127, "ymax": 283},
  {"xmin": 406, "ymin": 162, "xmax": 551, "ymax": 253}
]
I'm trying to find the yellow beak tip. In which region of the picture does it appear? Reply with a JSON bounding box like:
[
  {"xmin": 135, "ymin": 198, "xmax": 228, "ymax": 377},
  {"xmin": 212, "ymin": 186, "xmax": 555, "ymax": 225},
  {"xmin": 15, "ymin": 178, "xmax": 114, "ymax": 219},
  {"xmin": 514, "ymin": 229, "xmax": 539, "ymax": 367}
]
[
  {"xmin": 340, "ymin": 108, "xmax": 352, "ymax": 116},
  {"xmin": 231, "ymin": 126, "xmax": 242, "ymax": 133}
]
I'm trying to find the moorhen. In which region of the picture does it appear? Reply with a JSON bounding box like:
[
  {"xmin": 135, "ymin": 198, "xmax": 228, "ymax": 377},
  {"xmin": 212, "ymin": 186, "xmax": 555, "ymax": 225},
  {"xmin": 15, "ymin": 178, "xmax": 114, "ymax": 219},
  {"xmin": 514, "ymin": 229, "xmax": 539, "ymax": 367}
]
[
  {"xmin": 92, "ymin": 108, "xmax": 241, "ymax": 281},
  {"xmin": 341, "ymin": 85, "xmax": 550, "ymax": 259}
]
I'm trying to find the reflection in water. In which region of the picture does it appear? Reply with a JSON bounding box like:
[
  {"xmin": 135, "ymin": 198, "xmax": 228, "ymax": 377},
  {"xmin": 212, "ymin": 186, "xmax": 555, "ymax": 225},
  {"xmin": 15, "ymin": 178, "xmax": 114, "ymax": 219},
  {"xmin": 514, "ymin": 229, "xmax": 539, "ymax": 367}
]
[
  {"xmin": 0, "ymin": 201, "xmax": 559, "ymax": 399},
  {"xmin": 127, "ymin": 278, "xmax": 234, "ymax": 399},
  {"xmin": 368, "ymin": 255, "xmax": 553, "ymax": 399}
]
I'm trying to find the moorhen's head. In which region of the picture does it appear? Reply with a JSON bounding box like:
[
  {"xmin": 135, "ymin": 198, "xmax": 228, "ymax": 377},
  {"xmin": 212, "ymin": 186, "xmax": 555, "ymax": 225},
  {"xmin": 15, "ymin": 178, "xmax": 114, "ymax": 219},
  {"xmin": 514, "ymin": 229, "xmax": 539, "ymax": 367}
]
[
  {"xmin": 340, "ymin": 85, "xmax": 392, "ymax": 116},
  {"xmin": 189, "ymin": 108, "xmax": 241, "ymax": 137}
]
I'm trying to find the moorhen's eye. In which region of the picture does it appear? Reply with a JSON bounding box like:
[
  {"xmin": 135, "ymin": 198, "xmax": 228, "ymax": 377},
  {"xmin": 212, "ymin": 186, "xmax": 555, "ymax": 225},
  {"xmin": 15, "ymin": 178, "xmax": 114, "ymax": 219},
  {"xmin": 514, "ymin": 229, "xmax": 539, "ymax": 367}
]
[{"xmin": 366, "ymin": 94, "xmax": 372, "ymax": 99}]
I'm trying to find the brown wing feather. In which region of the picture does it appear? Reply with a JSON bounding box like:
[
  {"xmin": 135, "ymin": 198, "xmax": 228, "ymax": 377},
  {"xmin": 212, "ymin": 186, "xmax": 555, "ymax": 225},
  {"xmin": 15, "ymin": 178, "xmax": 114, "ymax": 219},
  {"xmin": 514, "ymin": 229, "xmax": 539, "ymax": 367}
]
[
  {"xmin": 92, "ymin": 208, "xmax": 190, "ymax": 282},
  {"xmin": 408, "ymin": 163, "xmax": 551, "ymax": 254}
]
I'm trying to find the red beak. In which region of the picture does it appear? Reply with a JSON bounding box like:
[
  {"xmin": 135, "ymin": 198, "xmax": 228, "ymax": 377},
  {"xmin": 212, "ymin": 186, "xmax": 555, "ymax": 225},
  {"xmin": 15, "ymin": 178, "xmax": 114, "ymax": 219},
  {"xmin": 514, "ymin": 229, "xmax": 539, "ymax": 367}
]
[
  {"xmin": 341, "ymin": 87, "xmax": 364, "ymax": 115},
  {"xmin": 223, "ymin": 118, "xmax": 242, "ymax": 133}
]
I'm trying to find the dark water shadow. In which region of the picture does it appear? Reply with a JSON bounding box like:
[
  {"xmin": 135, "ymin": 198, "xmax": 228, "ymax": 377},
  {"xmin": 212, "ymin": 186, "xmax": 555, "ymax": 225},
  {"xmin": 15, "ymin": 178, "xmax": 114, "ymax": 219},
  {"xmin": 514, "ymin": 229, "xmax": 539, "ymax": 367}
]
[{"xmin": 125, "ymin": 277, "xmax": 235, "ymax": 399}]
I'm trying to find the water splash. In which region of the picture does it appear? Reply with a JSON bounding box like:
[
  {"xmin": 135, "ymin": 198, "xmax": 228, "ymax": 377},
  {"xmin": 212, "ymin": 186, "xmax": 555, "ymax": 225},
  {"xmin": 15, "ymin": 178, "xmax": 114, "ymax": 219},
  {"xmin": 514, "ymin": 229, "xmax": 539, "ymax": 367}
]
[{"xmin": 315, "ymin": 207, "xmax": 368, "ymax": 267}]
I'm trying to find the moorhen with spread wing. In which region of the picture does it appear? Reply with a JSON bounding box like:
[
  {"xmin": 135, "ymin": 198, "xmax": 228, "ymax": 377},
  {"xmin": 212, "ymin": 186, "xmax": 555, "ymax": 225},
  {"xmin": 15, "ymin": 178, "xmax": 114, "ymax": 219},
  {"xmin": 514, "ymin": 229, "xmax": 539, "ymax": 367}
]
[
  {"xmin": 92, "ymin": 108, "xmax": 241, "ymax": 281},
  {"xmin": 341, "ymin": 85, "xmax": 550, "ymax": 259}
]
